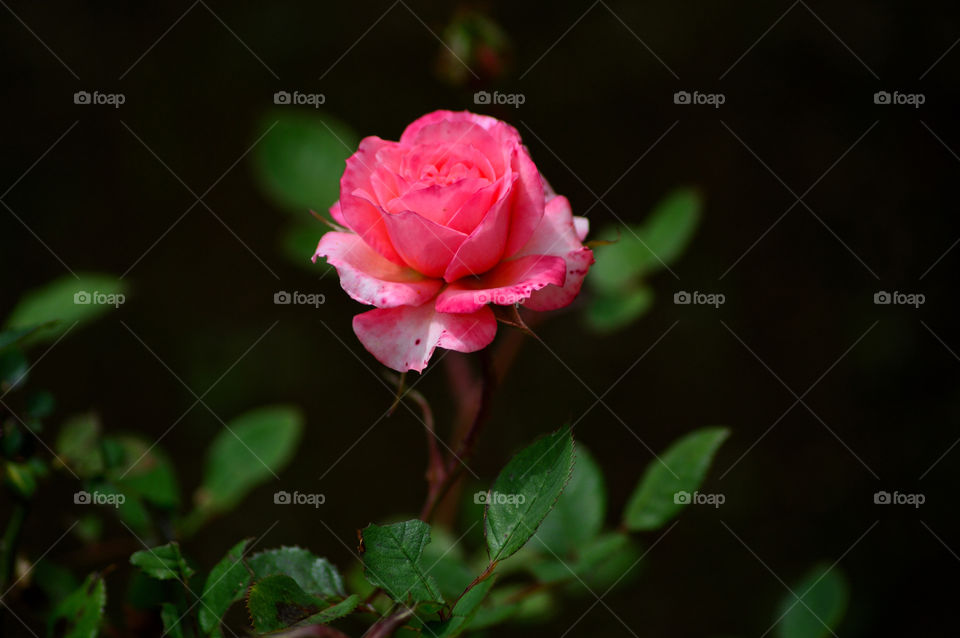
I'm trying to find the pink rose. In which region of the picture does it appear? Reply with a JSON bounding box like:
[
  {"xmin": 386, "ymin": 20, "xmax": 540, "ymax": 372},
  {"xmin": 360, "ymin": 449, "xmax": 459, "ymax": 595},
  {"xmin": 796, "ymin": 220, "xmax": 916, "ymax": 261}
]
[{"xmin": 314, "ymin": 110, "xmax": 593, "ymax": 372}]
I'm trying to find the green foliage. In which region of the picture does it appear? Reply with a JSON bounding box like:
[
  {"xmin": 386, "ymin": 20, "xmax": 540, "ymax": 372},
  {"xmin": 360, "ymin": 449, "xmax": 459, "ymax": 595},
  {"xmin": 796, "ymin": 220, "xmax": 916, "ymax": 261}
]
[
  {"xmin": 424, "ymin": 578, "xmax": 496, "ymax": 638},
  {"xmin": 248, "ymin": 546, "xmax": 345, "ymax": 598},
  {"xmin": 160, "ymin": 603, "xmax": 186, "ymax": 638},
  {"xmin": 531, "ymin": 444, "xmax": 605, "ymax": 556},
  {"xmin": 484, "ymin": 428, "xmax": 574, "ymax": 562},
  {"xmin": 105, "ymin": 435, "xmax": 180, "ymax": 509},
  {"xmin": 5, "ymin": 273, "xmax": 128, "ymax": 345},
  {"xmin": 360, "ymin": 520, "xmax": 444, "ymax": 604},
  {"xmin": 586, "ymin": 188, "xmax": 701, "ymax": 333},
  {"xmin": 198, "ymin": 539, "xmax": 252, "ymax": 634},
  {"xmin": 192, "ymin": 405, "xmax": 304, "ymax": 519},
  {"xmin": 774, "ymin": 564, "xmax": 849, "ymax": 638},
  {"xmin": 48, "ymin": 573, "xmax": 106, "ymax": 638},
  {"xmin": 624, "ymin": 427, "xmax": 729, "ymax": 531},
  {"xmin": 246, "ymin": 574, "xmax": 360, "ymax": 633},
  {"xmin": 130, "ymin": 542, "xmax": 195, "ymax": 581},
  {"xmin": 55, "ymin": 414, "xmax": 104, "ymax": 477}
]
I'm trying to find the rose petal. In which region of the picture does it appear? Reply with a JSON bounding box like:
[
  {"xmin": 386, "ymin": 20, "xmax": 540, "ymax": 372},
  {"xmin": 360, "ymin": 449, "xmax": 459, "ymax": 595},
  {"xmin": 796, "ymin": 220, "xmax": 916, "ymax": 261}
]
[
  {"xmin": 314, "ymin": 232, "xmax": 443, "ymax": 308},
  {"xmin": 353, "ymin": 303, "xmax": 497, "ymax": 372},
  {"xmin": 516, "ymin": 196, "xmax": 595, "ymax": 311},
  {"xmin": 400, "ymin": 110, "xmax": 504, "ymax": 143},
  {"xmin": 442, "ymin": 175, "xmax": 516, "ymax": 281},
  {"xmin": 436, "ymin": 254, "xmax": 567, "ymax": 313},
  {"xmin": 339, "ymin": 136, "xmax": 405, "ymax": 264},
  {"xmin": 380, "ymin": 210, "xmax": 468, "ymax": 278},
  {"xmin": 502, "ymin": 144, "xmax": 545, "ymax": 257}
]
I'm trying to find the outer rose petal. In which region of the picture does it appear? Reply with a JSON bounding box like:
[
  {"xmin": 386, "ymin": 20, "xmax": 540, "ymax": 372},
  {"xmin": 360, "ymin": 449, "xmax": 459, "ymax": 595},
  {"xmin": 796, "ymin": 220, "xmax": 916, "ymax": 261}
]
[
  {"xmin": 435, "ymin": 254, "xmax": 567, "ymax": 314},
  {"xmin": 314, "ymin": 232, "xmax": 443, "ymax": 308},
  {"xmin": 517, "ymin": 196, "xmax": 595, "ymax": 312},
  {"xmin": 380, "ymin": 210, "xmax": 467, "ymax": 278},
  {"xmin": 339, "ymin": 136, "xmax": 405, "ymax": 264},
  {"xmin": 353, "ymin": 303, "xmax": 497, "ymax": 372},
  {"xmin": 400, "ymin": 110, "xmax": 504, "ymax": 144},
  {"xmin": 502, "ymin": 145, "xmax": 545, "ymax": 257}
]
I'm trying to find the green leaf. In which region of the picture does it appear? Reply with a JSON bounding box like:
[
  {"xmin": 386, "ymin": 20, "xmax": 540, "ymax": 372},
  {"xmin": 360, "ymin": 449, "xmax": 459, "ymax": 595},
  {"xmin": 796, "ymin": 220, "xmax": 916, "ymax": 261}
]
[
  {"xmin": 299, "ymin": 594, "xmax": 361, "ymax": 626},
  {"xmin": 56, "ymin": 414, "xmax": 104, "ymax": 477},
  {"xmin": 360, "ymin": 520, "xmax": 444, "ymax": 604},
  {"xmin": 421, "ymin": 527, "xmax": 475, "ymax": 600},
  {"xmin": 130, "ymin": 542, "xmax": 195, "ymax": 582},
  {"xmin": 532, "ymin": 444, "xmax": 605, "ymax": 556},
  {"xmin": 584, "ymin": 286, "xmax": 654, "ymax": 334},
  {"xmin": 0, "ymin": 347, "xmax": 29, "ymax": 393},
  {"xmin": 624, "ymin": 427, "xmax": 729, "ymax": 531},
  {"xmin": 253, "ymin": 111, "xmax": 358, "ymax": 217},
  {"xmin": 775, "ymin": 564, "xmax": 849, "ymax": 638},
  {"xmin": 589, "ymin": 189, "xmax": 701, "ymax": 293},
  {"xmin": 160, "ymin": 603, "xmax": 185, "ymax": 638},
  {"xmin": 248, "ymin": 546, "xmax": 345, "ymax": 599},
  {"xmin": 0, "ymin": 322, "xmax": 54, "ymax": 351},
  {"xmin": 280, "ymin": 223, "xmax": 333, "ymax": 271},
  {"xmin": 485, "ymin": 428, "xmax": 575, "ymax": 562},
  {"xmin": 247, "ymin": 574, "xmax": 321, "ymax": 633},
  {"xmin": 5, "ymin": 273, "xmax": 128, "ymax": 345},
  {"xmin": 105, "ymin": 436, "xmax": 180, "ymax": 509},
  {"xmin": 198, "ymin": 539, "xmax": 252, "ymax": 634},
  {"xmin": 194, "ymin": 405, "xmax": 304, "ymax": 516},
  {"xmin": 49, "ymin": 573, "xmax": 106, "ymax": 638},
  {"xmin": 424, "ymin": 578, "xmax": 495, "ymax": 638}
]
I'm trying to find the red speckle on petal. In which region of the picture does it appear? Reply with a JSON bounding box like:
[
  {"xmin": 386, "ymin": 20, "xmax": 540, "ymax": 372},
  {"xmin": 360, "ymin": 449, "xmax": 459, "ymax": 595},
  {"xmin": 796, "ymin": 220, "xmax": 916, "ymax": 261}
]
[{"xmin": 415, "ymin": 338, "xmax": 422, "ymax": 345}]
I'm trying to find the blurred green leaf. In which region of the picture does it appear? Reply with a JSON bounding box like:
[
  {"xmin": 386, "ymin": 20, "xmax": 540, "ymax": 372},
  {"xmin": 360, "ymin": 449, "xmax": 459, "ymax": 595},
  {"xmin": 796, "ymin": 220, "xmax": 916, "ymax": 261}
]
[
  {"xmin": 199, "ymin": 539, "xmax": 252, "ymax": 634},
  {"xmin": 590, "ymin": 189, "xmax": 701, "ymax": 294},
  {"xmin": 5, "ymin": 273, "xmax": 128, "ymax": 345},
  {"xmin": 5, "ymin": 462, "xmax": 38, "ymax": 498},
  {"xmin": 531, "ymin": 444, "xmax": 605, "ymax": 556},
  {"xmin": 485, "ymin": 428, "xmax": 574, "ymax": 562},
  {"xmin": 360, "ymin": 520, "xmax": 444, "ymax": 604},
  {"xmin": 280, "ymin": 223, "xmax": 333, "ymax": 272},
  {"xmin": 775, "ymin": 564, "xmax": 849, "ymax": 638},
  {"xmin": 585, "ymin": 286, "xmax": 655, "ymax": 334},
  {"xmin": 422, "ymin": 527, "xmax": 475, "ymax": 601},
  {"xmin": 424, "ymin": 578, "xmax": 495, "ymax": 638},
  {"xmin": 248, "ymin": 546, "xmax": 345, "ymax": 599},
  {"xmin": 0, "ymin": 347, "xmax": 29, "ymax": 393},
  {"xmin": 26, "ymin": 390, "xmax": 55, "ymax": 419},
  {"xmin": 246, "ymin": 575, "xmax": 358, "ymax": 633},
  {"xmin": 194, "ymin": 405, "xmax": 304, "ymax": 517},
  {"xmin": 48, "ymin": 573, "xmax": 106, "ymax": 638},
  {"xmin": 33, "ymin": 561, "xmax": 80, "ymax": 606},
  {"xmin": 253, "ymin": 111, "xmax": 358, "ymax": 218},
  {"xmin": 56, "ymin": 414, "xmax": 104, "ymax": 477},
  {"xmin": 130, "ymin": 542, "xmax": 194, "ymax": 581},
  {"xmin": 624, "ymin": 427, "xmax": 729, "ymax": 531},
  {"xmin": 0, "ymin": 322, "xmax": 53, "ymax": 351},
  {"xmin": 105, "ymin": 436, "xmax": 179, "ymax": 509},
  {"xmin": 160, "ymin": 603, "xmax": 185, "ymax": 638}
]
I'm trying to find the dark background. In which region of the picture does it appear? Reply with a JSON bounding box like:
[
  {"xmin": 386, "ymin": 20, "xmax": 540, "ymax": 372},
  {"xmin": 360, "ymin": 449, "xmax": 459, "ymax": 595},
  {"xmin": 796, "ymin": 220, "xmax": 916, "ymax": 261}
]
[{"xmin": 2, "ymin": 1, "xmax": 958, "ymax": 636}]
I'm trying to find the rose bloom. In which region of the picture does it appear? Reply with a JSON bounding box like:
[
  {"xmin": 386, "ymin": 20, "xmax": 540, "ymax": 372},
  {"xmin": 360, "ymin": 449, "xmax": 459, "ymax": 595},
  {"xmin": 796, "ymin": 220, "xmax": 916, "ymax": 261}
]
[{"xmin": 314, "ymin": 110, "xmax": 593, "ymax": 372}]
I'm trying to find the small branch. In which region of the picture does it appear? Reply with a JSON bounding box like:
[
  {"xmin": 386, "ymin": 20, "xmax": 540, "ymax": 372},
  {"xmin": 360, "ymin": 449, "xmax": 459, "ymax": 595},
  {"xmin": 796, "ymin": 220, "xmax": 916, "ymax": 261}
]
[{"xmin": 363, "ymin": 607, "xmax": 415, "ymax": 638}]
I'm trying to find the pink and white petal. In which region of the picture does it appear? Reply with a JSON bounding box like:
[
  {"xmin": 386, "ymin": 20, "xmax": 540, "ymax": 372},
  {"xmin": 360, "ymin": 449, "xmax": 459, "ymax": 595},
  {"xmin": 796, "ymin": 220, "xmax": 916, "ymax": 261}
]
[
  {"xmin": 574, "ymin": 215, "xmax": 589, "ymax": 242},
  {"xmin": 515, "ymin": 196, "xmax": 594, "ymax": 311},
  {"xmin": 436, "ymin": 254, "xmax": 567, "ymax": 313},
  {"xmin": 442, "ymin": 177, "xmax": 516, "ymax": 281},
  {"xmin": 515, "ymin": 195, "xmax": 582, "ymax": 257},
  {"xmin": 399, "ymin": 110, "xmax": 502, "ymax": 144},
  {"xmin": 523, "ymin": 247, "xmax": 594, "ymax": 311},
  {"xmin": 502, "ymin": 145, "xmax": 545, "ymax": 257},
  {"xmin": 352, "ymin": 303, "xmax": 497, "ymax": 373},
  {"xmin": 314, "ymin": 232, "xmax": 442, "ymax": 308},
  {"xmin": 381, "ymin": 209, "xmax": 468, "ymax": 278},
  {"xmin": 329, "ymin": 201, "xmax": 347, "ymax": 227},
  {"xmin": 339, "ymin": 136, "xmax": 405, "ymax": 264}
]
